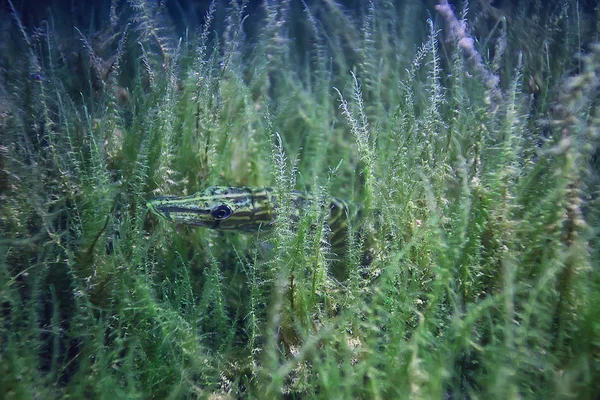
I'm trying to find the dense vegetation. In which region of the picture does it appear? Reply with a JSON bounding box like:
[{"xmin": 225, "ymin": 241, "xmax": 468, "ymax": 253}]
[{"xmin": 1, "ymin": 0, "xmax": 598, "ymax": 398}]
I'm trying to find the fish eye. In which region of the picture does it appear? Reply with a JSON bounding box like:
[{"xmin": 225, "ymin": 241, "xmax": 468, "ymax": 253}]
[{"xmin": 211, "ymin": 204, "xmax": 232, "ymax": 220}]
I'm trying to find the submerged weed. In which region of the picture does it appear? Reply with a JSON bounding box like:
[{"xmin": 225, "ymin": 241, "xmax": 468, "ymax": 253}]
[{"xmin": 1, "ymin": 0, "xmax": 598, "ymax": 398}]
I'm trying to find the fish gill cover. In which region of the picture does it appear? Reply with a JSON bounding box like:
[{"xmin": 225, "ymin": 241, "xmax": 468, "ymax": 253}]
[{"xmin": 0, "ymin": 0, "xmax": 599, "ymax": 398}]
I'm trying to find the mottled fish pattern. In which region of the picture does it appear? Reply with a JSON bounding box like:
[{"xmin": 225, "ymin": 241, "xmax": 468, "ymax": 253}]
[{"xmin": 147, "ymin": 186, "xmax": 352, "ymax": 248}]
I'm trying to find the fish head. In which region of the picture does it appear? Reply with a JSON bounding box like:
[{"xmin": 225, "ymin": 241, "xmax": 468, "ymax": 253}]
[{"xmin": 147, "ymin": 186, "xmax": 275, "ymax": 232}]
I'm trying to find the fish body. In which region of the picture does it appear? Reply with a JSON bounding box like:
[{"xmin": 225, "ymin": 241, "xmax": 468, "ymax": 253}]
[{"xmin": 147, "ymin": 186, "xmax": 351, "ymax": 246}]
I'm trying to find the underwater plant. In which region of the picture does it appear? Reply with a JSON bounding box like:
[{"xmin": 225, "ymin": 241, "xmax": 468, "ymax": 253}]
[{"xmin": 1, "ymin": 0, "xmax": 598, "ymax": 398}]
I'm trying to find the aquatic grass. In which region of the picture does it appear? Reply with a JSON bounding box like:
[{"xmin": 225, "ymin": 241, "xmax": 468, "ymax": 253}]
[{"xmin": 1, "ymin": 0, "xmax": 599, "ymax": 398}]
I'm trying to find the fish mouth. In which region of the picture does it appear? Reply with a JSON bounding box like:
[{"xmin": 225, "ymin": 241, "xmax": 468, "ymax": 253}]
[
  {"xmin": 147, "ymin": 199, "xmax": 215, "ymax": 227},
  {"xmin": 146, "ymin": 200, "xmax": 173, "ymax": 222},
  {"xmin": 146, "ymin": 201, "xmax": 171, "ymax": 221}
]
